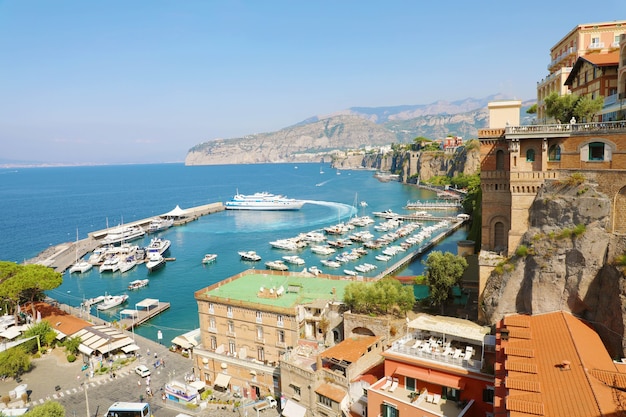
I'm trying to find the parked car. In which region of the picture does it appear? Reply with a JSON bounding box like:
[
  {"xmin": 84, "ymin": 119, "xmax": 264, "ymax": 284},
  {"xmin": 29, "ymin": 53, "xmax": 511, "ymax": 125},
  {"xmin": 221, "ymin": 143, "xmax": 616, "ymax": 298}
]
[{"xmin": 135, "ymin": 365, "xmax": 151, "ymax": 378}]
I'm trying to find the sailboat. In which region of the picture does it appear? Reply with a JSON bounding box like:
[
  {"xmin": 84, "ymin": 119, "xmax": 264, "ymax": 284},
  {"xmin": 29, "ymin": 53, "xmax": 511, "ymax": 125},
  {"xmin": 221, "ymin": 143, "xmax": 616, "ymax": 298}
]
[{"xmin": 69, "ymin": 229, "xmax": 93, "ymax": 274}]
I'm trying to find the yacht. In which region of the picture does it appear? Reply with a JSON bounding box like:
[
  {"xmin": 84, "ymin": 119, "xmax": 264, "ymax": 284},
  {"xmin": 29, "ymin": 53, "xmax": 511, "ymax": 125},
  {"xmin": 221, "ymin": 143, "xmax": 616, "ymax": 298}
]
[
  {"xmin": 225, "ymin": 192, "xmax": 305, "ymax": 211},
  {"xmin": 99, "ymin": 255, "xmax": 120, "ymax": 273},
  {"xmin": 265, "ymin": 260, "xmax": 289, "ymax": 271},
  {"xmin": 118, "ymin": 256, "xmax": 138, "ymax": 273},
  {"xmin": 146, "ymin": 253, "xmax": 166, "ymax": 272},
  {"xmin": 239, "ymin": 251, "xmax": 261, "ymax": 261},
  {"xmin": 269, "ymin": 239, "xmax": 299, "ymax": 251},
  {"xmin": 310, "ymin": 245, "xmax": 336, "ymax": 255},
  {"xmin": 372, "ymin": 209, "xmax": 400, "ymax": 219},
  {"xmin": 145, "ymin": 237, "xmax": 171, "ymax": 256},
  {"xmin": 97, "ymin": 294, "xmax": 129, "ymax": 311},
  {"xmin": 147, "ymin": 217, "xmax": 174, "ymax": 233},
  {"xmin": 320, "ymin": 259, "xmax": 341, "ymax": 268},
  {"xmin": 69, "ymin": 259, "xmax": 93, "ymax": 274},
  {"xmin": 101, "ymin": 225, "xmax": 145, "ymax": 246},
  {"xmin": 282, "ymin": 255, "xmax": 305, "ymax": 265}
]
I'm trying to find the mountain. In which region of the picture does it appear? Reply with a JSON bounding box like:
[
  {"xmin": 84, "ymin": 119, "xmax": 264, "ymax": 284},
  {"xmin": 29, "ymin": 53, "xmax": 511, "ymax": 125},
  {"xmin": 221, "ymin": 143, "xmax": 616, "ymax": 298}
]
[{"xmin": 185, "ymin": 95, "xmax": 534, "ymax": 166}]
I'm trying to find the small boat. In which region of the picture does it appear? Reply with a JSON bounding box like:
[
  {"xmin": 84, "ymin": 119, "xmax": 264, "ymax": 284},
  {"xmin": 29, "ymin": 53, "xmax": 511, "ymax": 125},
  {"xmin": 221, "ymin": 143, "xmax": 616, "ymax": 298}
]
[
  {"xmin": 239, "ymin": 251, "xmax": 261, "ymax": 262},
  {"xmin": 310, "ymin": 245, "xmax": 336, "ymax": 255},
  {"xmin": 146, "ymin": 253, "xmax": 166, "ymax": 272},
  {"xmin": 69, "ymin": 260, "xmax": 93, "ymax": 274},
  {"xmin": 320, "ymin": 259, "xmax": 341, "ymax": 268},
  {"xmin": 202, "ymin": 254, "xmax": 218, "ymax": 264},
  {"xmin": 265, "ymin": 260, "xmax": 289, "ymax": 271},
  {"xmin": 308, "ymin": 266, "xmax": 322, "ymax": 275},
  {"xmin": 282, "ymin": 255, "xmax": 305, "ymax": 265},
  {"xmin": 82, "ymin": 295, "xmax": 105, "ymax": 308},
  {"xmin": 99, "ymin": 255, "xmax": 120, "ymax": 273},
  {"xmin": 97, "ymin": 294, "xmax": 129, "ymax": 310},
  {"xmin": 128, "ymin": 279, "xmax": 149, "ymax": 290},
  {"xmin": 375, "ymin": 254, "xmax": 392, "ymax": 262},
  {"xmin": 344, "ymin": 269, "xmax": 357, "ymax": 276},
  {"xmin": 372, "ymin": 209, "xmax": 400, "ymax": 219}
]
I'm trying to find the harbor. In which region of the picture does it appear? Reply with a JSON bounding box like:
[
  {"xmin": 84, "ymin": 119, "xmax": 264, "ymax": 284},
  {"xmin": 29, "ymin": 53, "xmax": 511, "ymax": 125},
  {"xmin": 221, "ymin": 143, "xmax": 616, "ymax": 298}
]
[{"xmin": 118, "ymin": 298, "xmax": 171, "ymax": 330}]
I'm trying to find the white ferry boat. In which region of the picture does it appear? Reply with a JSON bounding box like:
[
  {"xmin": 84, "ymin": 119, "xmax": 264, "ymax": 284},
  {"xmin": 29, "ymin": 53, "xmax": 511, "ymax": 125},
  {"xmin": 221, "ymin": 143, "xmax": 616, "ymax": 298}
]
[
  {"xmin": 147, "ymin": 217, "xmax": 174, "ymax": 233},
  {"xmin": 225, "ymin": 192, "xmax": 305, "ymax": 211},
  {"xmin": 101, "ymin": 225, "xmax": 145, "ymax": 246}
]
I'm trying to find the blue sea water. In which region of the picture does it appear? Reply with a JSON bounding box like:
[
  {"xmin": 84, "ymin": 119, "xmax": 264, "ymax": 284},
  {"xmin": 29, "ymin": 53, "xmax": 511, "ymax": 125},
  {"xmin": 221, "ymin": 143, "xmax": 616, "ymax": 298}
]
[{"xmin": 0, "ymin": 163, "xmax": 468, "ymax": 343}]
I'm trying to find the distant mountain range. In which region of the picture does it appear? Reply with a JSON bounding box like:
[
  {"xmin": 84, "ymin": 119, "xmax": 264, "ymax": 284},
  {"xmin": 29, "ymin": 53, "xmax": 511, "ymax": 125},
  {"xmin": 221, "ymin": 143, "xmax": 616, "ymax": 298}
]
[{"xmin": 185, "ymin": 94, "xmax": 535, "ymax": 165}]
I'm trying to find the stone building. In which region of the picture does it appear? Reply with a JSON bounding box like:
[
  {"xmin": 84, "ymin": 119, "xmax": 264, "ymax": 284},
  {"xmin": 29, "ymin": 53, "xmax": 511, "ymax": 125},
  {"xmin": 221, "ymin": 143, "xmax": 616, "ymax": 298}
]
[{"xmin": 192, "ymin": 269, "xmax": 349, "ymax": 400}]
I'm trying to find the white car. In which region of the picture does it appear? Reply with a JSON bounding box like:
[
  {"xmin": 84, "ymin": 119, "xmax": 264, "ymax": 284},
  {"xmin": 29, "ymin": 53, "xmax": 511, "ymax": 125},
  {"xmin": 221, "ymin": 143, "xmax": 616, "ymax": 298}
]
[{"xmin": 135, "ymin": 364, "xmax": 151, "ymax": 378}]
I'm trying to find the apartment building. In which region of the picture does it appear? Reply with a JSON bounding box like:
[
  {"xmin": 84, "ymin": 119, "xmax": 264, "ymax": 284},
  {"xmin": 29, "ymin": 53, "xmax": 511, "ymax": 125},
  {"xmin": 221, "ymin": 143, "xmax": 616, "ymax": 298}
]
[
  {"xmin": 494, "ymin": 311, "xmax": 626, "ymax": 416},
  {"xmin": 192, "ymin": 269, "xmax": 350, "ymax": 400},
  {"xmin": 536, "ymin": 20, "xmax": 626, "ymax": 123},
  {"xmin": 367, "ymin": 314, "xmax": 495, "ymax": 417}
]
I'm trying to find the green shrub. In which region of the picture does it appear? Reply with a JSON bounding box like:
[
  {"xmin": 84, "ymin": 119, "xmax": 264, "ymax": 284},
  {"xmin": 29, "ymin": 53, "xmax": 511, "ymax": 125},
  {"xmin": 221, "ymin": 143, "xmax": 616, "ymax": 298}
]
[
  {"xmin": 572, "ymin": 224, "xmax": 586, "ymax": 236},
  {"xmin": 615, "ymin": 254, "xmax": 626, "ymax": 266},
  {"xmin": 66, "ymin": 354, "xmax": 76, "ymax": 363},
  {"xmin": 566, "ymin": 172, "xmax": 585, "ymax": 186},
  {"xmin": 515, "ymin": 245, "xmax": 529, "ymax": 257}
]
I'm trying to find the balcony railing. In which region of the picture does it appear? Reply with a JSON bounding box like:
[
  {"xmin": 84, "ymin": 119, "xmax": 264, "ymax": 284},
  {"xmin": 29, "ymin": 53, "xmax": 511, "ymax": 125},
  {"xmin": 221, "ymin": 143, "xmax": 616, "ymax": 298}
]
[
  {"xmin": 588, "ymin": 42, "xmax": 605, "ymax": 49},
  {"xmin": 390, "ymin": 335, "xmax": 483, "ymax": 372},
  {"xmin": 506, "ymin": 121, "xmax": 626, "ymax": 135}
]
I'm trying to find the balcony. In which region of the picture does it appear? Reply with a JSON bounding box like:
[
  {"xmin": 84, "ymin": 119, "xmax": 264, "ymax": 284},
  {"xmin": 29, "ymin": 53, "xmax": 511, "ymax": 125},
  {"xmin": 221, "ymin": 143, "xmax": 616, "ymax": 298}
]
[
  {"xmin": 207, "ymin": 326, "xmax": 218, "ymax": 334},
  {"xmin": 588, "ymin": 42, "xmax": 605, "ymax": 49},
  {"xmin": 506, "ymin": 121, "xmax": 626, "ymax": 138},
  {"xmin": 390, "ymin": 335, "xmax": 483, "ymax": 372}
]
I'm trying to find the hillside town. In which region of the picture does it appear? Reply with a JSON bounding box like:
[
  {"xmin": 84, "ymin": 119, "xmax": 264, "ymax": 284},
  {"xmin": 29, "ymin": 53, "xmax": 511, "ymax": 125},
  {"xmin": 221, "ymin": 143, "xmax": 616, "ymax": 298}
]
[{"xmin": 1, "ymin": 19, "xmax": 626, "ymax": 417}]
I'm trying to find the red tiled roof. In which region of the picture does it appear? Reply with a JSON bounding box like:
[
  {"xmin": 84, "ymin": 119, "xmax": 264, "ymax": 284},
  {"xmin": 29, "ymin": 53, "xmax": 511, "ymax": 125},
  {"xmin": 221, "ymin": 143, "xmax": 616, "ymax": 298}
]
[
  {"xmin": 321, "ymin": 335, "xmax": 379, "ymax": 363},
  {"xmin": 498, "ymin": 311, "xmax": 626, "ymax": 417},
  {"xmin": 24, "ymin": 301, "xmax": 91, "ymax": 336},
  {"xmin": 582, "ymin": 51, "xmax": 619, "ymax": 66}
]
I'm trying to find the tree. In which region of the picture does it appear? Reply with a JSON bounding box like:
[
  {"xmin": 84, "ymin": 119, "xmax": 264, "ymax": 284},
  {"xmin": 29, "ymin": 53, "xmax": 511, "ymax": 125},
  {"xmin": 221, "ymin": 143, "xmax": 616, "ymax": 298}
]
[
  {"xmin": 0, "ymin": 348, "xmax": 31, "ymax": 378},
  {"xmin": 574, "ymin": 94, "xmax": 604, "ymax": 122},
  {"xmin": 423, "ymin": 251, "xmax": 468, "ymax": 312},
  {"xmin": 343, "ymin": 279, "xmax": 415, "ymax": 316},
  {"xmin": 545, "ymin": 92, "xmax": 604, "ymax": 123},
  {"xmin": 21, "ymin": 321, "xmax": 57, "ymax": 353},
  {"xmin": 526, "ymin": 104, "xmax": 537, "ymax": 114},
  {"xmin": 24, "ymin": 401, "xmax": 65, "ymax": 417},
  {"xmin": 63, "ymin": 335, "xmax": 82, "ymax": 356}
]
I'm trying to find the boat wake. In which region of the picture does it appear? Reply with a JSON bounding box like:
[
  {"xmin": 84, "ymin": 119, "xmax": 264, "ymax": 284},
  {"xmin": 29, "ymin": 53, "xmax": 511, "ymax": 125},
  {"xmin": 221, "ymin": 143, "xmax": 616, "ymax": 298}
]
[
  {"xmin": 315, "ymin": 179, "xmax": 332, "ymax": 187},
  {"xmin": 301, "ymin": 200, "xmax": 356, "ymax": 220}
]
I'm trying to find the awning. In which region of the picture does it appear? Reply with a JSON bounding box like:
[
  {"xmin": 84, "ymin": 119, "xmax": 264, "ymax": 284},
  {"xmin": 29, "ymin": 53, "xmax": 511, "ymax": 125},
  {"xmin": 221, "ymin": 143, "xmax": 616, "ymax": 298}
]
[
  {"xmin": 78, "ymin": 344, "xmax": 94, "ymax": 355},
  {"xmin": 171, "ymin": 336, "xmax": 194, "ymax": 349},
  {"xmin": 0, "ymin": 327, "xmax": 22, "ymax": 340},
  {"xmin": 214, "ymin": 373, "xmax": 231, "ymax": 388},
  {"xmin": 282, "ymin": 399, "xmax": 307, "ymax": 417},
  {"xmin": 122, "ymin": 343, "xmax": 141, "ymax": 353},
  {"xmin": 97, "ymin": 337, "xmax": 135, "ymax": 354},
  {"xmin": 394, "ymin": 365, "xmax": 465, "ymax": 390}
]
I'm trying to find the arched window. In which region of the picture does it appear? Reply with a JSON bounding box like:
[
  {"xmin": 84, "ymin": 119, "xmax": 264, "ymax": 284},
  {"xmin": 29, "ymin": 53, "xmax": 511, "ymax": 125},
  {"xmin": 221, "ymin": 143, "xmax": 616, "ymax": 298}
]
[
  {"xmin": 496, "ymin": 150, "xmax": 505, "ymax": 170},
  {"xmin": 589, "ymin": 142, "xmax": 605, "ymax": 161},
  {"xmin": 526, "ymin": 149, "xmax": 535, "ymax": 162},
  {"xmin": 548, "ymin": 145, "xmax": 561, "ymax": 161},
  {"xmin": 494, "ymin": 221, "xmax": 506, "ymax": 252}
]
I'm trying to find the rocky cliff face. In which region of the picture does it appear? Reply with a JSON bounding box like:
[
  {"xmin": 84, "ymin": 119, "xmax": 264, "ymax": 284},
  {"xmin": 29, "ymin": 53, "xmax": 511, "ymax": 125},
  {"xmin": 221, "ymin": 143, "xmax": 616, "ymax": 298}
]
[{"xmin": 482, "ymin": 180, "xmax": 626, "ymax": 357}]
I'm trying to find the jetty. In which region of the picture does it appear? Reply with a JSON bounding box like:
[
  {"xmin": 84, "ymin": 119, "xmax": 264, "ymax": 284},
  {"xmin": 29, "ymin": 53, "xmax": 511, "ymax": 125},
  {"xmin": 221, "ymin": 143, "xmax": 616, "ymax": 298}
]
[
  {"xmin": 25, "ymin": 202, "xmax": 224, "ymax": 273},
  {"xmin": 374, "ymin": 219, "xmax": 467, "ymax": 279},
  {"xmin": 404, "ymin": 200, "xmax": 463, "ymax": 210},
  {"xmin": 118, "ymin": 298, "xmax": 170, "ymax": 330}
]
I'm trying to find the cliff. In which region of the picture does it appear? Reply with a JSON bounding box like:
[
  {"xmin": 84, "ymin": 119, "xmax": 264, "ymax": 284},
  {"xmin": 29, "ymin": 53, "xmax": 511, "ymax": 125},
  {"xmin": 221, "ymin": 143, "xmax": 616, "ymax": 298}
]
[{"xmin": 481, "ymin": 178, "xmax": 626, "ymax": 357}]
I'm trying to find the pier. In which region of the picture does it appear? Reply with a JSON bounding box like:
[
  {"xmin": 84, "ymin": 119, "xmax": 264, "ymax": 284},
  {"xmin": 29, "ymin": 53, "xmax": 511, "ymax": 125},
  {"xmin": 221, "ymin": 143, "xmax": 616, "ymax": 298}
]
[
  {"xmin": 374, "ymin": 219, "xmax": 467, "ymax": 279},
  {"xmin": 26, "ymin": 202, "xmax": 225, "ymax": 273},
  {"xmin": 118, "ymin": 298, "xmax": 171, "ymax": 330}
]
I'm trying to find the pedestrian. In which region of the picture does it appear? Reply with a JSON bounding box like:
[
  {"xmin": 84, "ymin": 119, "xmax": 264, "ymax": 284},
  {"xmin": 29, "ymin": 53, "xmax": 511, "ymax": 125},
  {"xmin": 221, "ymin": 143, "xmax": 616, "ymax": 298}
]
[
  {"xmin": 146, "ymin": 376, "xmax": 151, "ymax": 386},
  {"xmin": 137, "ymin": 380, "xmax": 141, "ymax": 387},
  {"xmin": 147, "ymin": 348, "xmax": 150, "ymax": 356},
  {"xmin": 154, "ymin": 352, "xmax": 157, "ymax": 359},
  {"xmin": 162, "ymin": 393, "xmax": 166, "ymax": 403},
  {"xmin": 162, "ymin": 358, "xmax": 165, "ymax": 368}
]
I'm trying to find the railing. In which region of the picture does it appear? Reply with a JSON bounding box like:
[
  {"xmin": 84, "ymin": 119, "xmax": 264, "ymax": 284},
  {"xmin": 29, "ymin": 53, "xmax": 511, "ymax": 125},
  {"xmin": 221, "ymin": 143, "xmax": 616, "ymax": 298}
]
[
  {"xmin": 506, "ymin": 121, "xmax": 626, "ymax": 135},
  {"xmin": 390, "ymin": 337, "xmax": 483, "ymax": 372},
  {"xmin": 588, "ymin": 42, "xmax": 605, "ymax": 49}
]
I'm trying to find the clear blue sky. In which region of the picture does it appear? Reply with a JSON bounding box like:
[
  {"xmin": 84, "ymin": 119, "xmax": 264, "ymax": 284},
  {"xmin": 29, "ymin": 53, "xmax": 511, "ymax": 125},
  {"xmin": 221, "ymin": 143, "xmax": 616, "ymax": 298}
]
[{"xmin": 1, "ymin": 1, "xmax": 623, "ymax": 164}]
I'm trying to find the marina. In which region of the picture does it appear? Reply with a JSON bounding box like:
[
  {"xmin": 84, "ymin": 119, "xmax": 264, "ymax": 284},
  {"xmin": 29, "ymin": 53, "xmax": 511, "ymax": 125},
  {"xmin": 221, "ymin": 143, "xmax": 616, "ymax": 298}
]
[{"xmin": 118, "ymin": 298, "xmax": 171, "ymax": 330}]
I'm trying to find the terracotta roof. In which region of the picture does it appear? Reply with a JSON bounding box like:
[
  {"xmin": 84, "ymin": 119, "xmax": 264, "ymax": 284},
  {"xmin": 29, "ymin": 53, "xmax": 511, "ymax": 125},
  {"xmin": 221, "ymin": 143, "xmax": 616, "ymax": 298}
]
[
  {"xmin": 24, "ymin": 301, "xmax": 91, "ymax": 336},
  {"xmin": 498, "ymin": 311, "xmax": 626, "ymax": 417},
  {"xmin": 351, "ymin": 361, "xmax": 384, "ymax": 384},
  {"xmin": 315, "ymin": 383, "xmax": 347, "ymax": 403},
  {"xmin": 582, "ymin": 51, "xmax": 620, "ymax": 66},
  {"xmin": 321, "ymin": 335, "xmax": 379, "ymax": 364}
]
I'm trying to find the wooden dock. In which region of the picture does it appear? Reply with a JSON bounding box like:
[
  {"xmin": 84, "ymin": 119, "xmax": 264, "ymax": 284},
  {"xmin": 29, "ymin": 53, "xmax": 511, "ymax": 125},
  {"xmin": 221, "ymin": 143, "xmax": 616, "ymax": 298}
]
[{"xmin": 117, "ymin": 298, "xmax": 170, "ymax": 330}]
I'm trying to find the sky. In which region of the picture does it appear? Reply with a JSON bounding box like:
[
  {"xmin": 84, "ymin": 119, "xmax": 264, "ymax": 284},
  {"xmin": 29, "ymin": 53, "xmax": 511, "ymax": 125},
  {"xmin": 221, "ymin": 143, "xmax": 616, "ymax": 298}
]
[{"xmin": 1, "ymin": 1, "xmax": 624, "ymax": 165}]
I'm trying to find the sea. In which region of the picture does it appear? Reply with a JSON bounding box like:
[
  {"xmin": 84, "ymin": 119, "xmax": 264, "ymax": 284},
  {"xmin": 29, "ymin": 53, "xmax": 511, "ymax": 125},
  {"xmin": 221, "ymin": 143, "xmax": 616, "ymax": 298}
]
[{"xmin": 0, "ymin": 163, "xmax": 468, "ymax": 344}]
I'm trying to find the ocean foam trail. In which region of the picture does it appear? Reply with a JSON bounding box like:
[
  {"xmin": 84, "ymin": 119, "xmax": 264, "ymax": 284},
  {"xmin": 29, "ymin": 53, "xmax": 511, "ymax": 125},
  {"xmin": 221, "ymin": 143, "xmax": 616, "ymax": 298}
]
[
  {"xmin": 315, "ymin": 179, "xmax": 332, "ymax": 187},
  {"xmin": 301, "ymin": 200, "xmax": 356, "ymax": 218}
]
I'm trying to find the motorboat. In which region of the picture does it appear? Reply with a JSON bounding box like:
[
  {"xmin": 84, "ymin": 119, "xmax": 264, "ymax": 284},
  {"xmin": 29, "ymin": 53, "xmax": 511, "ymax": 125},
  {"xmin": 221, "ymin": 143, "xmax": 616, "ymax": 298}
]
[
  {"xmin": 282, "ymin": 255, "xmax": 305, "ymax": 265},
  {"xmin": 269, "ymin": 239, "xmax": 299, "ymax": 251},
  {"xmin": 310, "ymin": 245, "xmax": 336, "ymax": 255},
  {"xmin": 202, "ymin": 254, "xmax": 218, "ymax": 264},
  {"xmin": 239, "ymin": 251, "xmax": 261, "ymax": 262},
  {"xmin": 320, "ymin": 259, "xmax": 341, "ymax": 268},
  {"xmin": 372, "ymin": 209, "xmax": 400, "ymax": 219},
  {"xmin": 69, "ymin": 259, "xmax": 93, "ymax": 274},
  {"xmin": 146, "ymin": 253, "xmax": 166, "ymax": 272},
  {"xmin": 97, "ymin": 294, "xmax": 129, "ymax": 310},
  {"xmin": 225, "ymin": 191, "xmax": 305, "ymax": 211},
  {"xmin": 99, "ymin": 255, "xmax": 120, "ymax": 273},
  {"xmin": 101, "ymin": 225, "xmax": 145, "ymax": 245},
  {"xmin": 265, "ymin": 260, "xmax": 289, "ymax": 271},
  {"xmin": 343, "ymin": 269, "xmax": 357, "ymax": 276},
  {"xmin": 308, "ymin": 266, "xmax": 322, "ymax": 275},
  {"xmin": 128, "ymin": 279, "xmax": 149, "ymax": 290},
  {"xmin": 118, "ymin": 256, "xmax": 138, "ymax": 273},
  {"xmin": 375, "ymin": 254, "xmax": 392, "ymax": 262},
  {"xmin": 145, "ymin": 237, "xmax": 171, "ymax": 256},
  {"xmin": 147, "ymin": 217, "xmax": 174, "ymax": 233},
  {"xmin": 88, "ymin": 247, "xmax": 107, "ymax": 265},
  {"xmin": 82, "ymin": 295, "xmax": 105, "ymax": 308}
]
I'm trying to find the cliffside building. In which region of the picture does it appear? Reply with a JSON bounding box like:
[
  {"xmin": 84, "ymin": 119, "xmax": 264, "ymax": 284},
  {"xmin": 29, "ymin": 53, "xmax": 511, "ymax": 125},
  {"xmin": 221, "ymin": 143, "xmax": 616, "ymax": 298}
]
[{"xmin": 536, "ymin": 20, "xmax": 626, "ymax": 123}]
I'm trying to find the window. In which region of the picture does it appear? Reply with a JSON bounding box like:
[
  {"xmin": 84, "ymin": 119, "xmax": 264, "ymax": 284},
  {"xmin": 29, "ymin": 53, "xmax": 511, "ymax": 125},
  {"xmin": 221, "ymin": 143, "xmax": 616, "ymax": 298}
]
[
  {"xmin": 277, "ymin": 315, "xmax": 284, "ymax": 327},
  {"xmin": 589, "ymin": 142, "xmax": 605, "ymax": 160},
  {"xmin": 209, "ymin": 317, "xmax": 216, "ymax": 330},
  {"xmin": 228, "ymin": 340, "xmax": 236, "ymax": 355},
  {"xmin": 494, "ymin": 221, "xmax": 506, "ymax": 252},
  {"xmin": 405, "ymin": 377, "xmax": 415, "ymax": 392},
  {"xmin": 210, "ymin": 336, "xmax": 217, "ymax": 350},
  {"xmin": 496, "ymin": 150, "xmax": 505, "ymax": 170},
  {"xmin": 228, "ymin": 321, "xmax": 234, "ymax": 334},
  {"xmin": 290, "ymin": 384, "xmax": 301, "ymax": 397},
  {"xmin": 444, "ymin": 387, "xmax": 460, "ymax": 401},
  {"xmin": 256, "ymin": 311, "xmax": 263, "ymax": 323},
  {"xmin": 380, "ymin": 403, "xmax": 398, "ymax": 417},
  {"xmin": 318, "ymin": 394, "xmax": 334, "ymax": 408},
  {"xmin": 548, "ymin": 145, "xmax": 561, "ymax": 161},
  {"xmin": 256, "ymin": 326, "xmax": 264, "ymax": 340},
  {"xmin": 208, "ymin": 303, "xmax": 214, "ymax": 314},
  {"xmin": 277, "ymin": 329, "xmax": 285, "ymax": 343},
  {"xmin": 526, "ymin": 149, "xmax": 535, "ymax": 162},
  {"xmin": 227, "ymin": 306, "xmax": 233, "ymax": 318},
  {"xmin": 257, "ymin": 346, "xmax": 265, "ymax": 362},
  {"xmin": 483, "ymin": 386, "xmax": 495, "ymax": 404}
]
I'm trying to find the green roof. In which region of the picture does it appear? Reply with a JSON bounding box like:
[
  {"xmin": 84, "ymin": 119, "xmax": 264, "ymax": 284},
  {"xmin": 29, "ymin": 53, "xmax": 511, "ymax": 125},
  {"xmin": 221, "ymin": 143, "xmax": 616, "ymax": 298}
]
[{"xmin": 203, "ymin": 272, "xmax": 351, "ymax": 308}]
